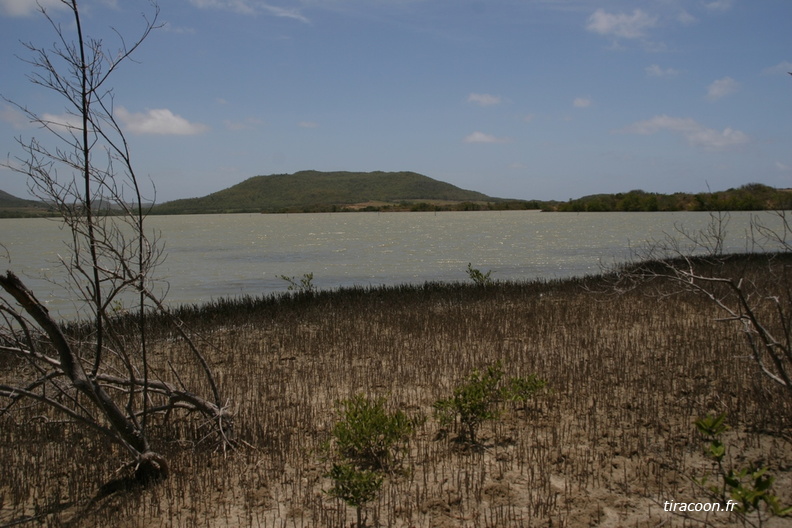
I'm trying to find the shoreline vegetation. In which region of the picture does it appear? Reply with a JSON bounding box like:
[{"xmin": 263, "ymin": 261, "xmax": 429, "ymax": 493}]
[
  {"xmin": 2, "ymin": 173, "xmax": 790, "ymax": 218},
  {"xmin": 2, "ymin": 252, "xmax": 791, "ymax": 527}
]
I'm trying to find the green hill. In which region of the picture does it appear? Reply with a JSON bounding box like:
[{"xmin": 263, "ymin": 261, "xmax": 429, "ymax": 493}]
[
  {"xmin": 0, "ymin": 190, "xmax": 53, "ymax": 218},
  {"xmin": 152, "ymin": 170, "xmax": 501, "ymax": 214},
  {"xmin": 0, "ymin": 190, "xmax": 39, "ymax": 207},
  {"xmin": 7, "ymin": 176, "xmax": 787, "ymax": 218}
]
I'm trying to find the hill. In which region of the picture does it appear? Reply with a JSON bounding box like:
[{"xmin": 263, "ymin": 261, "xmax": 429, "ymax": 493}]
[
  {"xmin": 0, "ymin": 190, "xmax": 39, "ymax": 208},
  {"xmin": 151, "ymin": 170, "xmax": 505, "ymax": 214},
  {"xmin": 4, "ymin": 178, "xmax": 789, "ymax": 218},
  {"xmin": 0, "ymin": 190, "xmax": 53, "ymax": 218}
]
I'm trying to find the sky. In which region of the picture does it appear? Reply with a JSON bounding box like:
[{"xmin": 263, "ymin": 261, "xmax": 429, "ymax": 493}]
[{"xmin": 0, "ymin": 0, "xmax": 790, "ymax": 203}]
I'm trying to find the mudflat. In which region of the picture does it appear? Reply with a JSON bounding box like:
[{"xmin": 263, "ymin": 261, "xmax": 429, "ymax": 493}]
[{"xmin": 1, "ymin": 255, "xmax": 791, "ymax": 527}]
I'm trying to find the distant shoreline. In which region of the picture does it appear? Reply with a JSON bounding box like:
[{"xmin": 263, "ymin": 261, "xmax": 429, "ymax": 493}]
[{"xmin": 2, "ymin": 182, "xmax": 790, "ymax": 218}]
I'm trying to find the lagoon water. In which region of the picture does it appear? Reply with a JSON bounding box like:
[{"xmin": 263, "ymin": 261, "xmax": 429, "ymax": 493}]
[{"xmin": 1, "ymin": 210, "xmax": 780, "ymax": 319}]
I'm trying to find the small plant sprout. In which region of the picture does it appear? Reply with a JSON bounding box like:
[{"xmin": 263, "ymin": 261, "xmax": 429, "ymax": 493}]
[
  {"xmin": 279, "ymin": 272, "xmax": 316, "ymax": 295},
  {"xmin": 466, "ymin": 263, "xmax": 494, "ymax": 287}
]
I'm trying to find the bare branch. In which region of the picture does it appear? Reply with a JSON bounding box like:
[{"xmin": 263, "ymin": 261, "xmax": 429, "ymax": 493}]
[
  {"xmin": 0, "ymin": 0, "xmax": 232, "ymax": 495},
  {"xmin": 613, "ymin": 212, "xmax": 792, "ymax": 397}
]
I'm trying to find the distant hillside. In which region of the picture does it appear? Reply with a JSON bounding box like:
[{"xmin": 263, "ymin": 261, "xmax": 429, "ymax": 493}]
[
  {"xmin": 0, "ymin": 190, "xmax": 38, "ymax": 208},
  {"xmin": 5, "ymin": 178, "xmax": 788, "ymax": 218},
  {"xmin": 152, "ymin": 170, "xmax": 505, "ymax": 214},
  {"xmin": 0, "ymin": 190, "xmax": 53, "ymax": 218}
]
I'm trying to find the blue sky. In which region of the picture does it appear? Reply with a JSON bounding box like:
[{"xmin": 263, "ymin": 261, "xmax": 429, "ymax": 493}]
[{"xmin": 1, "ymin": 0, "xmax": 790, "ymax": 202}]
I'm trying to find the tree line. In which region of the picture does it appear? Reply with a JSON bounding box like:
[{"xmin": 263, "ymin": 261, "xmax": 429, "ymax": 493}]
[{"xmin": 551, "ymin": 183, "xmax": 791, "ymax": 212}]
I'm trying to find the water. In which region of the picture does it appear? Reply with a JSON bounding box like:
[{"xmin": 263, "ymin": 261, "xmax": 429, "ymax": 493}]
[{"xmin": 1, "ymin": 210, "xmax": 781, "ymax": 319}]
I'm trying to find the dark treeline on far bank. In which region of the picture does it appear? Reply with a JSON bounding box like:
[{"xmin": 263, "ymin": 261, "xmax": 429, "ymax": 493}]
[
  {"xmin": 550, "ymin": 183, "xmax": 792, "ymax": 213},
  {"xmin": 147, "ymin": 182, "xmax": 791, "ymax": 215},
  {"xmin": 2, "ymin": 182, "xmax": 790, "ymax": 218}
]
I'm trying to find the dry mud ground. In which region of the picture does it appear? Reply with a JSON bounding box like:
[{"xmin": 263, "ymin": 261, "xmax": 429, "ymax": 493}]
[{"xmin": 2, "ymin": 258, "xmax": 792, "ymax": 527}]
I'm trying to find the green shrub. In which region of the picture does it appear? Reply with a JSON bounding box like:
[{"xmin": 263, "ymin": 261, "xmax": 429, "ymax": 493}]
[
  {"xmin": 332, "ymin": 394, "xmax": 416, "ymax": 471},
  {"xmin": 330, "ymin": 393, "xmax": 415, "ymax": 472},
  {"xmin": 324, "ymin": 394, "xmax": 417, "ymax": 526},
  {"xmin": 695, "ymin": 413, "xmax": 792, "ymax": 519},
  {"xmin": 503, "ymin": 374, "xmax": 548, "ymax": 408},
  {"xmin": 434, "ymin": 362, "xmax": 503, "ymax": 444},
  {"xmin": 279, "ymin": 272, "xmax": 315, "ymax": 295},
  {"xmin": 324, "ymin": 463, "xmax": 383, "ymax": 528},
  {"xmin": 466, "ymin": 263, "xmax": 493, "ymax": 287},
  {"xmin": 434, "ymin": 362, "xmax": 545, "ymax": 444}
]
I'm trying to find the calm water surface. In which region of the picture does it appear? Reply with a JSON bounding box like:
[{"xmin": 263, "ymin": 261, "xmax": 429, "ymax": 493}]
[{"xmin": 1, "ymin": 211, "xmax": 777, "ymax": 319}]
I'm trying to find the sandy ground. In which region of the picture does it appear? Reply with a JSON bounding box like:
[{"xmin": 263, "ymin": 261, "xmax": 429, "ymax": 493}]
[{"xmin": 2, "ymin": 274, "xmax": 792, "ymax": 527}]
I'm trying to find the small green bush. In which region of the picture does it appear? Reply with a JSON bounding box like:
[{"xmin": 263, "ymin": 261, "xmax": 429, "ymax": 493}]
[
  {"xmin": 466, "ymin": 263, "xmax": 493, "ymax": 287},
  {"xmin": 434, "ymin": 362, "xmax": 546, "ymax": 444},
  {"xmin": 695, "ymin": 413, "xmax": 792, "ymax": 519},
  {"xmin": 434, "ymin": 362, "xmax": 503, "ymax": 443},
  {"xmin": 503, "ymin": 374, "xmax": 548, "ymax": 408},
  {"xmin": 324, "ymin": 394, "xmax": 417, "ymax": 526},
  {"xmin": 330, "ymin": 393, "xmax": 415, "ymax": 472},
  {"xmin": 324, "ymin": 463, "xmax": 383, "ymax": 527},
  {"xmin": 279, "ymin": 272, "xmax": 315, "ymax": 294}
]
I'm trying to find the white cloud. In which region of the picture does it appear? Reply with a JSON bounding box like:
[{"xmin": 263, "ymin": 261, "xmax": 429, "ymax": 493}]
[
  {"xmin": 467, "ymin": 93, "xmax": 502, "ymax": 107},
  {"xmin": 43, "ymin": 111, "xmax": 84, "ymax": 129},
  {"xmin": 224, "ymin": 117, "xmax": 263, "ymax": 131},
  {"xmin": 677, "ymin": 10, "xmax": 696, "ymax": 25},
  {"xmin": 162, "ymin": 22, "xmax": 196, "ymax": 34},
  {"xmin": 586, "ymin": 9, "xmax": 657, "ymax": 39},
  {"xmin": 0, "ymin": 104, "xmax": 29, "ymax": 129},
  {"xmin": 189, "ymin": 0, "xmax": 255, "ymax": 15},
  {"xmin": 706, "ymin": 76, "xmax": 739, "ymax": 101},
  {"xmin": 261, "ymin": 4, "xmax": 309, "ymax": 23},
  {"xmin": 1, "ymin": 106, "xmax": 90, "ymax": 133},
  {"xmin": 0, "ymin": 0, "xmax": 66, "ymax": 17},
  {"xmin": 762, "ymin": 61, "xmax": 792, "ymax": 75},
  {"xmin": 776, "ymin": 162, "xmax": 791, "ymax": 172},
  {"xmin": 463, "ymin": 132, "xmax": 511, "ymax": 144},
  {"xmin": 573, "ymin": 97, "xmax": 591, "ymax": 108},
  {"xmin": 116, "ymin": 107, "xmax": 209, "ymax": 135},
  {"xmin": 298, "ymin": 121, "xmax": 319, "ymax": 128},
  {"xmin": 621, "ymin": 115, "xmax": 750, "ymax": 150},
  {"xmin": 188, "ymin": 0, "xmax": 309, "ymax": 22},
  {"xmin": 704, "ymin": 0, "xmax": 732, "ymax": 12},
  {"xmin": 646, "ymin": 64, "xmax": 680, "ymax": 77}
]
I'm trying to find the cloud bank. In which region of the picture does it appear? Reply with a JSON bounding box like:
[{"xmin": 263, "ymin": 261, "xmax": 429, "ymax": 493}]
[
  {"xmin": 573, "ymin": 97, "xmax": 591, "ymax": 108},
  {"xmin": 467, "ymin": 93, "xmax": 502, "ymax": 107},
  {"xmin": 463, "ymin": 131, "xmax": 511, "ymax": 144},
  {"xmin": 188, "ymin": 0, "xmax": 309, "ymax": 23},
  {"xmin": 646, "ymin": 64, "xmax": 680, "ymax": 77},
  {"xmin": 116, "ymin": 107, "xmax": 209, "ymax": 135},
  {"xmin": 586, "ymin": 9, "xmax": 657, "ymax": 39},
  {"xmin": 621, "ymin": 115, "xmax": 749, "ymax": 150},
  {"xmin": 706, "ymin": 77, "xmax": 739, "ymax": 101},
  {"xmin": 762, "ymin": 61, "xmax": 792, "ymax": 75},
  {"xmin": 0, "ymin": 0, "xmax": 65, "ymax": 17}
]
